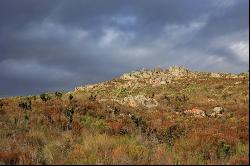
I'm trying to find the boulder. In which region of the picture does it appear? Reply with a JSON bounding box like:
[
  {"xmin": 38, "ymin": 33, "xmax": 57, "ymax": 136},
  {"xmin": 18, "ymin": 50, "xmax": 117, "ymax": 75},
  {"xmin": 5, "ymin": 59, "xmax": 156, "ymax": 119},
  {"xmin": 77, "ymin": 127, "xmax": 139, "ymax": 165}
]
[
  {"xmin": 210, "ymin": 73, "xmax": 221, "ymax": 78},
  {"xmin": 213, "ymin": 107, "xmax": 224, "ymax": 114},
  {"xmin": 184, "ymin": 108, "xmax": 206, "ymax": 118},
  {"xmin": 206, "ymin": 107, "xmax": 224, "ymax": 117},
  {"xmin": 160, "ymin": 81, "xmax": 167, "ymax": 85}
]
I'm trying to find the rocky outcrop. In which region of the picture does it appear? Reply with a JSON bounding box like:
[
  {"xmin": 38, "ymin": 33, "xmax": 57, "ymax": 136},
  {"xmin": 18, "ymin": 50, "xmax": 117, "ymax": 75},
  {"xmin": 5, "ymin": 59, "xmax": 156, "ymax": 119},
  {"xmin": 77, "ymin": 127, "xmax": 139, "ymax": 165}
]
[{"xmin": 74, "ymin": 66, "xmax": 248, "ymax": 94}]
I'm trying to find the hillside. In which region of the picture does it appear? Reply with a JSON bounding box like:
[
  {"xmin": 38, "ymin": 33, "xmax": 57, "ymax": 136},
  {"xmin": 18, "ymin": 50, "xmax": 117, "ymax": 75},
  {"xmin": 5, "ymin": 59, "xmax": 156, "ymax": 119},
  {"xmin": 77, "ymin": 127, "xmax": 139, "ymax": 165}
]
[{"xmin": 0, "ymin": 66, "xmax": 249, "ymax": 165}]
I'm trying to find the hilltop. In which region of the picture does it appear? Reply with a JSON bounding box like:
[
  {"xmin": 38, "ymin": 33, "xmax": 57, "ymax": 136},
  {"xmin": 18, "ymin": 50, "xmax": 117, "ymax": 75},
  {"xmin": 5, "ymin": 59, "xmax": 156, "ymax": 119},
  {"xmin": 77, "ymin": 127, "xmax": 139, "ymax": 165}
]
[{"xmin": 0, "ymin": 66, "xmax": 249, "ymax": 165}]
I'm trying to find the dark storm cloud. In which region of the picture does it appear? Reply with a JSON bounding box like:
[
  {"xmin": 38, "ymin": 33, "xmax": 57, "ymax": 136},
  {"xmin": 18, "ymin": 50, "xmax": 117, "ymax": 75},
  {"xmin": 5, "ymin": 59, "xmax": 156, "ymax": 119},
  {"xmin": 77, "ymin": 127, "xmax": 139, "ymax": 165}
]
[{"xmin": 0, "ymin": 0, "xmax": 249, "ymax": 97}]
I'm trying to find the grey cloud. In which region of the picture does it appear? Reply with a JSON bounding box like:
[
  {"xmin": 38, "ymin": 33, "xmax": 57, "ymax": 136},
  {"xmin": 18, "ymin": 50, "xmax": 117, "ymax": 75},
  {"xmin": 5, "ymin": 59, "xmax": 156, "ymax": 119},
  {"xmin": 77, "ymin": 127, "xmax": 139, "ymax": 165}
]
[{"xmin": 0, "ymin": 0, "xmax": 248, "ymax": 97}]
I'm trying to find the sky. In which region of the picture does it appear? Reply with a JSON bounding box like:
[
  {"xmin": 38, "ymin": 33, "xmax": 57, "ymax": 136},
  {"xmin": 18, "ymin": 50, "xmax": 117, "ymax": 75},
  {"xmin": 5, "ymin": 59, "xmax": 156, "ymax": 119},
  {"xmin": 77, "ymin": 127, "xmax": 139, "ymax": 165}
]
[{"xmin": 0, "ymin": 0, "xmax": 249, "ymax": 97}]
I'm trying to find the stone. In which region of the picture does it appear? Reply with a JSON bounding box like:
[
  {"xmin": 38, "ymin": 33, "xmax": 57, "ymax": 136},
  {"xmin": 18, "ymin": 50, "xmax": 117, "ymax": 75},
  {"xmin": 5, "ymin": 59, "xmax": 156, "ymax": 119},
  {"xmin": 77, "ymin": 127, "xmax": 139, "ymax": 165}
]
[
  {"xmin": 160, "ymin": 81, "xmax": 167, "ymax": 85},
  {"xmin": 234, "ymin": 81, "xmax": 242, "ymax": 85},
  {"xmin": 207, "ymin": 98, "xmax": 215, "ymax": 102},
  {"xmin": 213, "ymin": 107, "xmax": 224, "ymax": 114},
  {"xmin": 184, "ymin": 108, "xmax": 206, "ymax": 117},
  {"xmin": 142, "ymin": 72, "xmax": 151, "ymax": 79},
  {"xmin": 121, "ymin": 73, "xmax": 137, "ymax": 80},
  {"xmin": 74, "ymin": 86, "xmax": 85, "ymax": 91},
  {"xmin": 210, "ymin": 73, "xmax": 221, "ymax": 78},
  {"xmin": 206, "ymin": 107, "xmax": 224, "ymax": 117}
]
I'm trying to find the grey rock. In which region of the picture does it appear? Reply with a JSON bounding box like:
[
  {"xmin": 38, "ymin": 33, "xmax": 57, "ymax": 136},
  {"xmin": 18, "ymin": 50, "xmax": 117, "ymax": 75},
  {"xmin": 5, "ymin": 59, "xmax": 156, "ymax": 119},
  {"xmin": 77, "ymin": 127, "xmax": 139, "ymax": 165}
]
[
  {"xmin": 206, "ymin": 107, "xmax": 224, "ymax": 117},
  {"xmin": 213, "ymin": 107, "xmax": 224, "ymax": 114}
]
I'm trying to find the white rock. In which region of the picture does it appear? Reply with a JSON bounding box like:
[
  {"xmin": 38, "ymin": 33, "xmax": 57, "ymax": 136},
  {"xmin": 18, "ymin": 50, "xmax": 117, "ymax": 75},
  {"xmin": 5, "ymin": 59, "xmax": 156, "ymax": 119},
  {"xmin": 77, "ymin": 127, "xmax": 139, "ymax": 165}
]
[
  {"xmin": 210, "ymin": 73, "xmax": 221, "ymax": 78},
  {"xmin": 213, "ymin": 107, "xmax": 224, "ymax": 114}
]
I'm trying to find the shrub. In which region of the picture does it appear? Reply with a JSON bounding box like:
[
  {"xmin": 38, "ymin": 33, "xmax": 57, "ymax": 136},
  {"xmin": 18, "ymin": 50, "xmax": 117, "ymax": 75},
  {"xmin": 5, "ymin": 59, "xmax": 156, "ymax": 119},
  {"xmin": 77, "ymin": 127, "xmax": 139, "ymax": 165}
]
[
  {"xmin": 80, "ymin": 115, "xmax": 107, "ymax": 131},
  {"xmin": 64, "ymin": 107, "xmax": 75, "ymax": 130},
  {"xmin": 183, "ymin": 85, "xmax": 197, "ymax": 94},
  {"xmin": 218, "ymin": 140, "xmax": 231, "ymax": 158},
  {"xmin": 130, "ymin": 115, "xmax": 147, "ymax": 132},
  {"xmin": 68, "ymin": 94, "xmax": 74, "ymax": 101},
  {"xmin": 159, "ymin": 124, "xmax": 184, "ymax": 146},
  {"xmin": 119, "ymin": 127, "xmax": 129, "ymax": 135},
  {"xmin": 24, "ymin": 113, "xmax": 30, "ymax": 121},
  {"xmin": 0, "ymin": 152, "xmax": 20, "ymax": 165},
  {"xmin": 215, "ymin": 84, "xmax": 224, "ymax": 90},
  {"xmin": 32, "ymin": 96, "xmax": 37, "ymax": 100},
  {"xmin": 18, "ymin": 101, "xmax": 32, "ymax": 110},
  {"xmin": 0, "ymin": 101, "xmax": 3, "ymax": 108},
  {"xmin": 64, "ymin": 107, "xmax": 75, "ymax": 121},
  {"xmin": 55, "ymin": 92, "xmax": 63, "ymax": 99},
  {"xmin": 175, "ymin": 95, "xmax": 189, "ymax": 103},
  {"xmin": 40, "ymin": 93, "xmax": 52, "ymax": 102},
  {"xmin": 112, "ymin": 88, "xmax": 130, "ymax": 97},
  {"xmin": 89, "ymin": 94, "xmax": 97, "ymax": 101},
  {"xmin": 164, "ymin": 96, "xmax": 171, "ymax": 103}
]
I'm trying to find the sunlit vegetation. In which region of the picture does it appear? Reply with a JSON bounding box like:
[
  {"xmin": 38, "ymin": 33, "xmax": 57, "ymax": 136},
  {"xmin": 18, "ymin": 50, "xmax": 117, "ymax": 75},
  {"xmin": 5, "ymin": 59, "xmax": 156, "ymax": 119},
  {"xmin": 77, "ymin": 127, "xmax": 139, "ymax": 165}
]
[{"xmin": 0, "ymin": 69, "xmax": 248, "ymax": 165}]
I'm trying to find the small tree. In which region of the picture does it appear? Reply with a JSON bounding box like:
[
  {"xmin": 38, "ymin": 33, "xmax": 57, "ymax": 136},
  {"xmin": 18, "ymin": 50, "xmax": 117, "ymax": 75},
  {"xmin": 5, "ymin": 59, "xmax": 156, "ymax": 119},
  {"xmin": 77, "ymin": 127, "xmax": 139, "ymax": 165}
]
[
  {"xmin": 0, "ymin": 100, "xmax": 3, "ymax": 108},
  {"xmin": 68, "ymin": 94, "xmax": 73, "ymax": 101},
  {"xmin": 218, "ymin": 140, "xmax": 231, "ymax": 158},
  {"xmin": 89, "ymin": 94, "xmax": 97, "ymax": 101},
  {"xmin": 64, "ymin": 106, "xmax": 75, "ymax": 130},
  {"xmin": 40, "ymin": 93, "xmax": 52, "ymax": 102},
  {"xmin": 18, "ymin": 100, "xmax": 32, "ymax": 110},
  {"xmin": 55, "ymin": 91, "xmax": 63, "ymax": 99}
]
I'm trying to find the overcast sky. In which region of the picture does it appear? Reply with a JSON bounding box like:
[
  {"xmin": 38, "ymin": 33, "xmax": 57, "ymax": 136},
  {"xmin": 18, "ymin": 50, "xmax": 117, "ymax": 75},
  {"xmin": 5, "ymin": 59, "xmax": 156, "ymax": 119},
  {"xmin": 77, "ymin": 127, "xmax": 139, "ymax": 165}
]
[{"xmin": 0, "ymin": 0, "xmax": 249, "ymax": 97}]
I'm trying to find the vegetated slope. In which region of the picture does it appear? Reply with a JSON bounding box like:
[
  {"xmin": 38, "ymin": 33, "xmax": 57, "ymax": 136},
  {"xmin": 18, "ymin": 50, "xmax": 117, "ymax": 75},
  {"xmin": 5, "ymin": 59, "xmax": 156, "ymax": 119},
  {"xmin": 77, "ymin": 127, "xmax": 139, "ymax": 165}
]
[{"xmin": 0, "ymin": 66, "xmax": 249, "ymax": 165}]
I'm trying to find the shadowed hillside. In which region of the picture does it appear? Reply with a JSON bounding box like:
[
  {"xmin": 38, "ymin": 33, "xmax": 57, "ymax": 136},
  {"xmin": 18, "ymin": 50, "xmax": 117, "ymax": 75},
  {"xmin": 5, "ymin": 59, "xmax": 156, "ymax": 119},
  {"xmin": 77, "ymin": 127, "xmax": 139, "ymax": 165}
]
[{"xmin": 0, "ymin": 66, "xmax": 249, "ymax": 165}]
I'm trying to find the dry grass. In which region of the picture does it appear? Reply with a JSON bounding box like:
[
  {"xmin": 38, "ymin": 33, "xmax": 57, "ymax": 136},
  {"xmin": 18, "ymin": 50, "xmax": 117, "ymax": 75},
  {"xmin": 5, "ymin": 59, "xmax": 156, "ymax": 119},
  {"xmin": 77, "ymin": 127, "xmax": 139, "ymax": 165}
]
[{"xmin": 0, "ymin": 73, "xmax": 248, "ymax": 165}]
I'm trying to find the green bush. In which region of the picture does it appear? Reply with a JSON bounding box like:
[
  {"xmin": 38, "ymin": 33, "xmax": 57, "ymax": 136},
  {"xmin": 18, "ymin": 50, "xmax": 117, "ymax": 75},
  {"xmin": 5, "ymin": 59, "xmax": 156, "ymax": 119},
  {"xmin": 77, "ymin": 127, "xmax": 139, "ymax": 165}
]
[
  {"xmin": 19, "ymin": 100, "xmax": 32, "ymax": 110},
  {"xmin": 130, "ymin": 115, "xmax": 147, "ymax": 132},
  {"xmin": 64, "ymin": 107, "xmax": 75, "ymax": 121},
  {"xmin": 175, "ymin": 95, "xmax": 189, "ymax": 103},
  {"xmin": 112, "ymin": 87, "xmax": 130, "ymax": 97},
  {"xmin": 40, "ymin": 93, "xmax": 52, "ymax": 102},
  {"xmin": 80, "ymin": 115, "xmax": 107, "ymax": 131},
  {"xmin": 158, "ymin": 124, "xmax": 184, "ymax": 146},
  {"xmin": 68, "ymin": 94, "xmax": 74, "ymax": 100},
  {"xmin": 64, "ymin": 106, "xmax": 75, "ymax": 130},
  {"xmin": 55, "ymin": 91, "xmax": 63, "ymax": 98},
  {"xmin": 89, "ymin": 94, "xmax": 97, "ymax": 101},
  {"xmin": 218, "ymin": 140, "xmax": 231, "ymax": 158},
  {"xmin": 0, "ymin": 100, "xmax": 3, "ymax": 108}
]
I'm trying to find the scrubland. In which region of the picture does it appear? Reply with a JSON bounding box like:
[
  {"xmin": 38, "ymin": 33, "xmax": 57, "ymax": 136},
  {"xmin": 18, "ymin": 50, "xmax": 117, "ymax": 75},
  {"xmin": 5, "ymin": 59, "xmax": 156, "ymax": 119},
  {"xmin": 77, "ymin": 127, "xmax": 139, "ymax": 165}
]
[{"xmin": 0, "ymin": 66, "xmax": 249, "ymax": 165}]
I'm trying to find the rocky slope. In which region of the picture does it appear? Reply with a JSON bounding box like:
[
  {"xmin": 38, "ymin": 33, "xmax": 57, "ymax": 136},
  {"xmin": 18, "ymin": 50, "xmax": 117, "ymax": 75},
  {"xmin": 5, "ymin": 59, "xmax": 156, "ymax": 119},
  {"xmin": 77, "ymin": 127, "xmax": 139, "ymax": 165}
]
[
  {"xmin": 73, "ymin": 66, "xmax": 248, "ymax": 117},
  {"xmin": 0, "ymin": 66, "xmax": 249, "ymax": 165}
]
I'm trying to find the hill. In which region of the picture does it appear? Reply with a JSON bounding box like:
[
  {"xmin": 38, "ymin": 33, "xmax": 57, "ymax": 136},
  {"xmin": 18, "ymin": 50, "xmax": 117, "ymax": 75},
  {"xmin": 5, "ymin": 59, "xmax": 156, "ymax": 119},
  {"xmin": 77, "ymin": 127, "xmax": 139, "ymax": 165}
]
[{"xmin": 0, "ymin": 66, "xmax": 249, "ymax": 165}]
